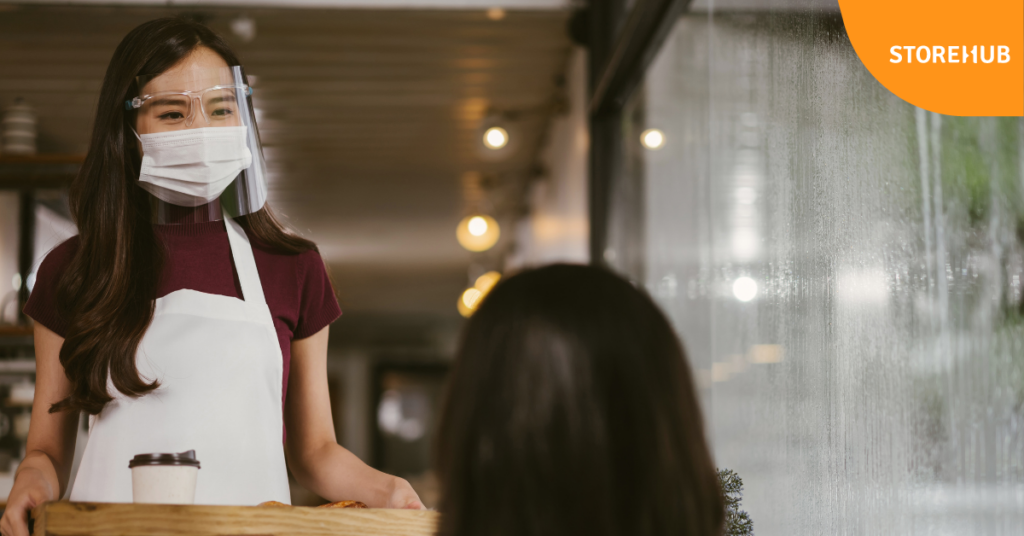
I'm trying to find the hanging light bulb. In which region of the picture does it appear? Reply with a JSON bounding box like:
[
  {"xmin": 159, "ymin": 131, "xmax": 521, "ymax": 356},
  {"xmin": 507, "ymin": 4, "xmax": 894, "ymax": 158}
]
[
  {"xmin": 641, "ymin": 128, "xmax": 666, "ymax": 150},
  {"xmin": 477, "ymin": 114, "xmax": 518, "ymax": 161},
  {"xmin": 463, "ymin": 288, "xmax": 483, "ymax": 308},
  {"xmin": 733, "ymin": 276, "xmax": 758, "ymax": 302},
  {"xmin": 483, "ymin": 126, "xmax": 509, "ymax": 150},
  {"xmin": 458, "ymin": 287, "xmax": 484, "ymax": 317},
  {"xmin": 474, "ymin": 271, "xmax": 501, "ymax": 293},
  {"xmin": 458, "ymin": 271, "xmax": 503, "ymax": 317},
  {"xmin": 230, "ymin": 15, "xmax": 257, "ymax": 43},
  {"xmin": 468, "ymin": 216, "xmax": 488, "ymax": 236},
  {"xmin": 457, "ymin": 215, "xmax": 500, "ymax": 252}
]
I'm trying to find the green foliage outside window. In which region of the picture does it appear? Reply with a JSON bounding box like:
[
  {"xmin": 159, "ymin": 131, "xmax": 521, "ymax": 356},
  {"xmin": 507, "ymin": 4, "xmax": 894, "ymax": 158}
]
[{"xmin": 718, "ymin": 468, "xmax": 753, "ymax": 536}]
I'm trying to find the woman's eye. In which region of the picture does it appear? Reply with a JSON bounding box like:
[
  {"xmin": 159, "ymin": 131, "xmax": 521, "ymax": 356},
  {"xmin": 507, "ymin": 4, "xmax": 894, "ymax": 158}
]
[
  {"xmin": 210, "ymin": 108, "xmax": 235, "ymax": 117},
  {"xmin": 158, "ymin": 111, "xmax": 185, "ymax": 120}
]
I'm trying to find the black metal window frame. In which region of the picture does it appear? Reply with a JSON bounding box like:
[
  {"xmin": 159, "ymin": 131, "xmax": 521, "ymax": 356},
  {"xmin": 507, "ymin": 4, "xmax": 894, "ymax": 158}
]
[{"xmin": 586, "ymin": 0, "xmax": 692, "ymax": 266}]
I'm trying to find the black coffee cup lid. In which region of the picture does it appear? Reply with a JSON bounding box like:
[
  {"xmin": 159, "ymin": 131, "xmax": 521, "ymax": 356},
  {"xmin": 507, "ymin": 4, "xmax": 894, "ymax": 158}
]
[{"xmin": 129, "ymin": 450, "xmax": 201, "ymax": 469}]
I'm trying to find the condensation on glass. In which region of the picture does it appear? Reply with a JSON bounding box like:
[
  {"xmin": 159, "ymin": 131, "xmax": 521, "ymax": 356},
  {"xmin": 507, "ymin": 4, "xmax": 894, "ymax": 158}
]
[{"xmin": 606, "ymin": 2, "xmax": 1024, "ymax": 534}]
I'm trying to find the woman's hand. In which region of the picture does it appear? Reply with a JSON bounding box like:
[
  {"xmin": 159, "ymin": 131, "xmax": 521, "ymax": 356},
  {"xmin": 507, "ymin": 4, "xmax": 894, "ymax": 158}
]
[
  {"xmin": 384, "ymin": 476, "xmax": 425, "ymax": 510},
  {"xmin": 1, "ymin": 467, "xmax": 56, "ymax": 536}
]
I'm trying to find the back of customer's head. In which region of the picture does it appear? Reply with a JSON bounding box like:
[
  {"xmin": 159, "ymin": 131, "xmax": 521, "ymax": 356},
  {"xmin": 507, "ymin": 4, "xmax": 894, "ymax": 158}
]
[{"xmin": 436, "ymin": 264, "xmax": 724, "ymax": 536}]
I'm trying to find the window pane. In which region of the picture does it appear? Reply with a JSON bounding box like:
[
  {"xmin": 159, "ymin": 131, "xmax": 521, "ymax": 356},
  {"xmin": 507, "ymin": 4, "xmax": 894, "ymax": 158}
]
[{"xmin": 615, "ymin": 5, "xmax": 1024, "ymax": 534}]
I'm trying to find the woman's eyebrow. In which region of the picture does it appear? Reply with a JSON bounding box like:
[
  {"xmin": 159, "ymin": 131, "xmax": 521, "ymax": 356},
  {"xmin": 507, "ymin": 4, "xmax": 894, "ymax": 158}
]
[
  {"xmin": 205, "ymin": 95, "xmax": 238, "ymax": 105},
  {"xmin": 149, "ymin": 96, "xmax": 188, "ymax": 107}
]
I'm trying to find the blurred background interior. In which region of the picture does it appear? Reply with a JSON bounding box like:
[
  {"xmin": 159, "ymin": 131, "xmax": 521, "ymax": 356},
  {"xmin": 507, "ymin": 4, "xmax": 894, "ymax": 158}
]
[{"xmin": 1, "ymin": 0, "xmax": 1023, "ymax": 534}]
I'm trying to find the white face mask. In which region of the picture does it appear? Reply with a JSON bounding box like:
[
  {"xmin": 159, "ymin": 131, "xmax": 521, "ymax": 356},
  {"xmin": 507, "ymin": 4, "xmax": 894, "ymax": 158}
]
[{"xmin": 136, "ymin": 126, "xmax": 253, "ymax": 207}]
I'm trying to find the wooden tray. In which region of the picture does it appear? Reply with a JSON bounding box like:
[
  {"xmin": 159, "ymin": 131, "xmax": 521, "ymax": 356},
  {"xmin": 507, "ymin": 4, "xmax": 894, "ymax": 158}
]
[{"xmin": 30, "ymin": 501, "xmax": 438, "ymax": 536}]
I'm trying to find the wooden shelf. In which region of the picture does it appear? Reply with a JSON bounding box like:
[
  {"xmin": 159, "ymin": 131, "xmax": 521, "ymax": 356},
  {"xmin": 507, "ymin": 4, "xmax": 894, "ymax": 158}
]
[
  {"xmin": 0, "ymin": 326, "xmax": 34, "ymax": 350},
  {"xmin": 0, "ymin": 154, "xmax": 84, "ymax": 190},
  {"xmin": 0, "ymin": 326, "xmax": 33, "ymax": 338},
  {"xmin": 31, "ymin": 502, "xmax": 439, "ymax": 536},
  {"xmin": 0, "ymin": 326, "xmax": 33, "ymax": 351},
  {"xmin": 0, "ymin": 359, "xmax": 36, "ymax": 373},
  {"xmin": 0, "ymin": 154, "xmax": 85, "ymax": 165}
]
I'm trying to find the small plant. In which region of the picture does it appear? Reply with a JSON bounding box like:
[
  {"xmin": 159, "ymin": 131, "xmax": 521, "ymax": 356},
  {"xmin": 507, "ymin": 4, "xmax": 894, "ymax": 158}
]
[{"xmin": 718, "ymin": 468, "xmax": 753, "ymax": 536}]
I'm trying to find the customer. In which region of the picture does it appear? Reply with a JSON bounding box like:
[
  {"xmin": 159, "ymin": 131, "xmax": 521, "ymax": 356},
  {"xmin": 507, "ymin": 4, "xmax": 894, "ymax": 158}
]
[{"xmin": 435, "ymin": 264, "xmax": 724, "ymax": 536}]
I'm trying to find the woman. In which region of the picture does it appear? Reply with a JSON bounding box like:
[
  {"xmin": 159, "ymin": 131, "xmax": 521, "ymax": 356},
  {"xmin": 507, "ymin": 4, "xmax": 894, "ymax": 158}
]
[
  {"xmin": 436, "ymin": 264, "xmax": 724, "ymax": 536},
  {"xmin": 1, "ymin": 18, "xmax": 421, "ymax": 536}
]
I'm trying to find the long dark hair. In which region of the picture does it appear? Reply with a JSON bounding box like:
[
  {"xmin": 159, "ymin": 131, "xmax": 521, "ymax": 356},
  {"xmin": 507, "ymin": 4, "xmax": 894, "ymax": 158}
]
[
  {"xmin": 436, "ymin": 264, "xmax": 724, "ymax": 536},
  {"xmin": 51, "ymin": 18, "xmax": 316, "ymax": 415}
]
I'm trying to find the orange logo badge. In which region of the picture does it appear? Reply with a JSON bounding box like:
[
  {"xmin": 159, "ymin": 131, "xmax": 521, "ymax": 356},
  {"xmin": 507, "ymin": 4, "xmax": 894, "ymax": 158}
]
[{"xmin": 839, "ymin": 0, "xmax": 1023, "ymax": 116}]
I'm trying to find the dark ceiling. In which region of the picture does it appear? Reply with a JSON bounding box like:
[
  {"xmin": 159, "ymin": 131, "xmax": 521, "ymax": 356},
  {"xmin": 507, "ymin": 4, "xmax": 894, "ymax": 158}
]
[{"xmin": 0, "ymin": 4, "xmax": 573, "ymax": 348}]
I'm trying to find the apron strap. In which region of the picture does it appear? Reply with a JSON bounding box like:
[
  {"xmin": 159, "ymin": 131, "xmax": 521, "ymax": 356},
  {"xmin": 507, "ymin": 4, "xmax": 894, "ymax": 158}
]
[{"xmin": 223, "ymin": 210, "xmax": 267, "ymax": 307}]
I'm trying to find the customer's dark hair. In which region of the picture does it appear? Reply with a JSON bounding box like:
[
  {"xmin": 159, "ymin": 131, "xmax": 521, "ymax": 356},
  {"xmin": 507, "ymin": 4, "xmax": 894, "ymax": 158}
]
[{"xmin": 436, "ymin": 264, "xmax": 724, "ymax": 536}]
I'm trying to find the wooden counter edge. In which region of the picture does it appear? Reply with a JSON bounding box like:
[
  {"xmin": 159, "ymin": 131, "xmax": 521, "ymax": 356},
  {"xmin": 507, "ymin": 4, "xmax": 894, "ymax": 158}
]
[{"xmin": 31, "ymin": 501, "xmax": 439, "ymax": 536}]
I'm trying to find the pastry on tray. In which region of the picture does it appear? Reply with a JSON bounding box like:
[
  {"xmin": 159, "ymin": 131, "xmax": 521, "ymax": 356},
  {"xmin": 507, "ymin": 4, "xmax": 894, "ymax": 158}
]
[
  {"xmin": 317, "ymin": 500, "xmax": 368, "ymax": 509},
  {"xmin": 257, "ymin": 500, "xmax": 368, "ymax": 508}
]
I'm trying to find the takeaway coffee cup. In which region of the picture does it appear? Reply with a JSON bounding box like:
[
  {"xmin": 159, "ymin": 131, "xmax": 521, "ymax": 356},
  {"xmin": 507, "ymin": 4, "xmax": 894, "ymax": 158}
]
[{"xmin": 128, "ymin": 450, "xmax": 201, "ymax": 504}]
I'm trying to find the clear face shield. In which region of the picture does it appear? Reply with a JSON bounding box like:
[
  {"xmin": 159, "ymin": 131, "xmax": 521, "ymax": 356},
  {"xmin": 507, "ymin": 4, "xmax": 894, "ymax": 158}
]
[{"xmin": 128, "ymin": 66, "xmax": 267, "ymax": 221}]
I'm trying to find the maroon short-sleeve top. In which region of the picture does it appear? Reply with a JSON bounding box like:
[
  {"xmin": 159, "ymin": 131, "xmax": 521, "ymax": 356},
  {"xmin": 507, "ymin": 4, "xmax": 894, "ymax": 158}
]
[{"xmin": 23, "ymin": 219, "xmax": 342, "ymax": 407}]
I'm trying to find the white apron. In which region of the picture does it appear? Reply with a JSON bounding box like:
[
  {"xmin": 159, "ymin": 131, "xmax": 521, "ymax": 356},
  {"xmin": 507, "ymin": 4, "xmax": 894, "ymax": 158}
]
[{"xmin": 70, "ymin": 215, "xmax": 291, "ymax": 505}]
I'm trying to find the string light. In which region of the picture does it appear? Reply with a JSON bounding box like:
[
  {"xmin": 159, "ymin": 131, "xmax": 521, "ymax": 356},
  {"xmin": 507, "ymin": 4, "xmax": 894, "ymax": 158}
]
[
  {"xmin": 483, "ymin": 127, "xmax": 508, "ymax": 149},
  {"xmin": 457, "ymin": 215, "xmax": 500, "ymax": 252},
  {"xmin": 733, "ymin": 277, "xmax": 758, "ymax": 302},
  {"xmin": 468, "ymin": 216, "xmax": 488, "ymax": 236},
  {"xmin": 458, "ymin": 271, "xmax": 503, "ymax": 317},
  {"xmin": 641, "ymin": 128, "xmax": 665, "ymax": 150},
  {"xmin": 462, "ymin": 288, "xmax": 483, "ymax": 308},
  {"xmin": 474, "ymin": 271, "xmax": 501, "ymax": 293}
]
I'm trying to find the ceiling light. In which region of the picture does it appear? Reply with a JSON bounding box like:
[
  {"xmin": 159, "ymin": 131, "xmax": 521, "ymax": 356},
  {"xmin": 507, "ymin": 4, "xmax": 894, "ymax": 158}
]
[
  {"xmin": 733, "ymin": 277, "xmax": 758, "ymax": 302},
  {"xmin": 462, "ymin": 288, "xmax": 483, "ymax": 308},
  {"xmin": 641, "ymin": 128, "xmax": 665, "ymax": 150},
  {"xmin": 474, "ymin": 271, "xmax": 501, "ymax": 293},
  {"xmin": 230, "ymin": 15, "xmax": 257, "ymax": 43},
  {"xmin": 483, "ymin": 126, "xmax": 508, "ymax": 150},
  {"xmin": 487, "ymin": 7, "xmax": 506, "ymax": 20},
  {"xmin": 468, "ymin": 216, "xmax": 488, "ymax": 236},
  {"xmin": 477, "ymin": 115, "xmax": 518, "ymax": 161},
  {"xmin": 457, "ymin": 215, "xmax": 500, "ymax": 252},
  {"xmin": 458, "ymin": 271, "xmax": 502, "ymax": 317},
  {"xmin": 458, "ymin": 287, "xmax": 484, "ymax": 317}
]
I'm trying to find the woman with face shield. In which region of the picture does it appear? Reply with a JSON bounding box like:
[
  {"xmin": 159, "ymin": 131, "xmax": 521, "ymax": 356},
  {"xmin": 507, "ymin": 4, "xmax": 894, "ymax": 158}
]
[{"xmin": 0, "ymin": 18, "xmax": 422, "ymax": 536}]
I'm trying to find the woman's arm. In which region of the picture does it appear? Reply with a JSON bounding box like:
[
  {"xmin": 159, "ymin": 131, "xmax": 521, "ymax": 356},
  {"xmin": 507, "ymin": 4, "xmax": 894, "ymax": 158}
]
[
  {"xmin": 0, "ymin": 323, "xmax": 79, "ymax": 536},
  {"xmin": 283, "ymin": 326, "xmax": 422, "ymax": 509}
]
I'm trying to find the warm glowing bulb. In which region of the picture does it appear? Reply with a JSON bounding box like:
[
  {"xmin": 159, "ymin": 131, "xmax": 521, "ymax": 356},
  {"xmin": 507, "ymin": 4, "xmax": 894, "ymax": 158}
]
[
  {"xmin": 486, "ymin": 7, "xmax": 506, "ymax": 20},
  {"xmin": 483, "ymin": 127, "xmax": 508, "ymax": 149},
  {"xmin": 474, "ymin": 271, "xmax": 501, "ymax": 293},
  {"xmin": 641, "ymin": 128, "xmax": 665, "ymax": 150},
  {"xmin": 462, "ymin": 288, "xmax": 483, "ymax": 308},
  {"xmin": 468, "ymin": 216, "xmax": 488, "ymax": 236},
  {"xmin": 733, "ymin": 277, "xmax": 758, "ymax": 302},
  {"xmin": 459, "ymin": 287, "xmax": 485, "ymax": 317},
  {"xmin": 457, "ymin": 215, "xmax": 500, "ymax": 252}
]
